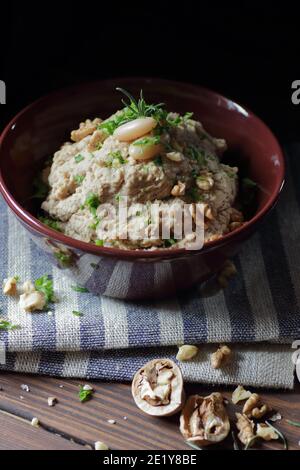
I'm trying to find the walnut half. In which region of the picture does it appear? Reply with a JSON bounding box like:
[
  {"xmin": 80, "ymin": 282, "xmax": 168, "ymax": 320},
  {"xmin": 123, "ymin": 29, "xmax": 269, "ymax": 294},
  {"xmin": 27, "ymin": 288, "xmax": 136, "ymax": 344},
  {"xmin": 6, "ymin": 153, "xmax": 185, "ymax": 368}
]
[
  {"xmin": 235, "ymin": 413, "xmax": 255, "ymax": 445},
  {"xmin": 180, "ymin": 393, "xmax": 230, "ymax": 447},
  {"xmin": 131, "ymin": 359, "xmax": 184, "ymax": 417}
]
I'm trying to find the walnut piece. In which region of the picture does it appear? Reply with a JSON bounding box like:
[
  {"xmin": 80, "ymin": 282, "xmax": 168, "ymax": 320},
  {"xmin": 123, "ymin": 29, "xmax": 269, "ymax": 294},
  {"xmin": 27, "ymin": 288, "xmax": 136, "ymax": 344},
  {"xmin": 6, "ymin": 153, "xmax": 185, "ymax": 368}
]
[
  {"xmin": 31, "ymin": 417, "xmax": 39, "ymax": 428},
  {"xmin": 243, "ymin": 393, "xmax": 270, "ymax": 418},
  {"xmin": 171, "ymin": 181, "xmax": 186, "ymax": 197},
  {"xmin": 213, "ymin": 137, "xmax": 227, "ymax": 153},
  {"xmin": 211, "ymin": 345, "xmax": 232, "ymax": 369},
  {"xmin": 252, "ymin": 404, "xmax": 269, "ymax": 419},
  {"xmin": 132, "ymin": 359, "xmax": 184, "ymax": 417},
  {"xmin": 243, "ymin": 393, "xmax": 260, "ymax": 415},
  {"xmin": 176, "ymin": 345, "xmax": 199, "ymax": 362},
  {"xmin": 95, "ymin": 441, "xmax": 109, "ymax": 450},
  {"xmin": 70, "ymin": 118, "xmax": 102, "ymax": 142},
  {"xmin": 196, "ymin": 172, "xmax": 214, "ymax": 191},
  {"xmin": 22, "ymin": 280, "xmax": 36, "ymax": 294},
  {"xmin": 235, "ymin": 413, "xmax": 255, "ymax": 445},
  {"xmin": 256, "ymin": 423, "xmax": 278, "ymax": 441},
  {"xmin": 19, "ymin": 291, "xmax": 46, "ymax": 312},
  {"xmin": 231, "ymin": 385, "xmax": 252, "ymax": 405},
  {"xmin": 3, "ymin": 277, "xmax": 17, "ymax": 296},
  {"xmin": 165, "ymin": 151, "xmax": 183, "ymax": 162},
  {"xmin": 47, "ymin": 396, "xmax": 57, "ymax": 407},
  {"xmin": 87, "ymin": 129, "xmax": 107, "ymax": 151},
  {"xmin": 180, "ymin": 393, "xmax": 230, "ymax": 447}
]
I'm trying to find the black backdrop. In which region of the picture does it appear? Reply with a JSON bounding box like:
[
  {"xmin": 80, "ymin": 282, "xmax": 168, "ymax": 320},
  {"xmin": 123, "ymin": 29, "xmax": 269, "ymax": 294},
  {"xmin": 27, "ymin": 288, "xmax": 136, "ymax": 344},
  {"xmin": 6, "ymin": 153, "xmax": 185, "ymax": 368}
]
[{"xmin": 1, "ymin": 2, "xmax": 300, "ymax": 141}]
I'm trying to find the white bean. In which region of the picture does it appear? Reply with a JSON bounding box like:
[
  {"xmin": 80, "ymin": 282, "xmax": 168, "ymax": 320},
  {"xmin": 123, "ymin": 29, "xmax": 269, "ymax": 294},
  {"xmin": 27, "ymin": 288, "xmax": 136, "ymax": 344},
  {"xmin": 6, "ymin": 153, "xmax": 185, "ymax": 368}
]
[
  {"xmin": 113, "ymin": 117, "xmax": 157, "ymax": 142},
  {"xmin": 129, "ymin": 142, "xmax": 163, "ymax": 161}
]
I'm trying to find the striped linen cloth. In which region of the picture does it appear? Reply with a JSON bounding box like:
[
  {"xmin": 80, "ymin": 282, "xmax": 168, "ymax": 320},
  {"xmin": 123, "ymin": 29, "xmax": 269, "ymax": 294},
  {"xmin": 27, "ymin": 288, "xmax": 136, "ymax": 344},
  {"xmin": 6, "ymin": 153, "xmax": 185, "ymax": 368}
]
[{"xmin": 0, "ymin": 144, "xmax": 300, "ymax": 389}]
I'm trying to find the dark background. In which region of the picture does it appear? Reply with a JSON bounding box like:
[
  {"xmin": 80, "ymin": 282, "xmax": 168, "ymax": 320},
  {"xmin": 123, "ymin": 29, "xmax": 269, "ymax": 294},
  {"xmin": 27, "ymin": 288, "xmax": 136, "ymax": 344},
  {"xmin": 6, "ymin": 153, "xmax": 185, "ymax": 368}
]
[{"xmin": 1, "ymin": 2, "xmax": 300, "ymax": 141}]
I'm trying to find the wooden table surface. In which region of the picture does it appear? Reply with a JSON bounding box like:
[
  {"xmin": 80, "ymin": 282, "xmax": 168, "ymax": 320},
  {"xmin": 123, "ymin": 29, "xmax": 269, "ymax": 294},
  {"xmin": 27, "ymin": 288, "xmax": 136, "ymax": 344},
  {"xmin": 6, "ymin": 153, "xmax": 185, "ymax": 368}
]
[{"xmin": 0, "ymin": 372, "xmax": 299, "ymax": 450}]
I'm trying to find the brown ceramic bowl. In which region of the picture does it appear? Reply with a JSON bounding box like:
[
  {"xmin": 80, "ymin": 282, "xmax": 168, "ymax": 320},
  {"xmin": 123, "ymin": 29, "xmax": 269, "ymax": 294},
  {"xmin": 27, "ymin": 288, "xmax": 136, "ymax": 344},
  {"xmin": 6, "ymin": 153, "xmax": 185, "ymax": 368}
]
[{"xmin": 0, "ymin": 78, "xmax": 284, "ymax": 300}]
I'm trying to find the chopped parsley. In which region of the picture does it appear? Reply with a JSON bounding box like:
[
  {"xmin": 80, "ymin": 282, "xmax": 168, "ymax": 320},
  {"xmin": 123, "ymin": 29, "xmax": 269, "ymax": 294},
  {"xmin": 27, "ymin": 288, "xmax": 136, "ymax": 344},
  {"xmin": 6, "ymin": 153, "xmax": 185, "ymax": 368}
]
[
  {"xmin": 38, "ymin": 216, "xmax": 62, "ymax": 232},
  {"xmin": 166, "ymin": 114, "xmax": 182, "ymax": 127},
  {"xmin": 74, "ymin": 174, "xmax": 85, "ymax": 184},
  {"xmin": 95, "ymin": 239, "xmax": 104, "ymax": 247},
  {"xmin": 105, "ymin": 151, "xmax": 127, "ymax": 167},
  {"xmin": 163, "ymin": 141, "xmax": 174, "ymax": 152},
  {"xmin": 154, "ymin": 156, "xmax": 163, "ymax": 166},
  {"xmin": 165, "ymin": 111, "xmax": 193, "ymax": 128},
  {"xmin": 85, "ymin": 192, "xmax": 100, "ymax": 216},
  {"xmin": 54, "ymin": 251, "xmax": 73, "ymax": 266},
  {"xmin": 226, "ymin": 169, "xmax": 236, "ymax": 178},
  {"xmin": 187, "ymin": 146, "xmax": 206, "ymax": 166},
  {"xmin": 71, "ymin": 285, "xmax": 89, "ymax": 293},
  {"xmin": 98, "ymin": 119, "xmax": 118, "ymax": 136},
  {"xmin": 95, "ymin": 142, "xmax": 103, "ymax": 151},
  {"xmin": 88, "ymin": 217, "xmax": 100, "ymax": 230},
  {"xmin": 188, "ymin": 187, "xmax": 204, "ymax": 202},
  {"xmin": 34, "ymin": 275, "xmax": 55, "ymax": 304},
  {"xmin": 90, "ymin": 263, "xmax": 99, "ymax": 269},
  {"xmin": 183, "ymin": 111, "xmax": 194, "ymax": 121},
  {"xmin": 72, "ymin": 310, "xmax": 83, "ymax": 317},
  {"xmin": 74, "ymin": 154, "xmax": 85, "ymax": 163},
  {"xmin": 133, "ymin": 136, "xmax": 160, "ymax": 147},
  {"xmin": 78, "ymin": 385, "xmax": 93, "ymax": 403},
  {"xmin": 164, "ymin": 238, "xmax": 177, "ymax": 247},
  {"xmin": 0, "ymin": 319, "xmax": 20, "ymax": 331}
]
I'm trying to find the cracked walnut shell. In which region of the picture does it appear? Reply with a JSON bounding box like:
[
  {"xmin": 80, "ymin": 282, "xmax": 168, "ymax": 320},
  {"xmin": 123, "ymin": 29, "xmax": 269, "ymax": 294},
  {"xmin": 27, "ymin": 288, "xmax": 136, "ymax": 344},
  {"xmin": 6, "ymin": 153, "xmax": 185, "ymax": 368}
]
[
  {"xmin": 231, "ymin": 385, "xmax": 252, "ymax": 404},
  {"xmin": 180, "ymin": 393, "xmax": 230, "ymax": 447},
  {"xmin": 131, "ymin": 359, "xmax": 184, "ymax": 417}
]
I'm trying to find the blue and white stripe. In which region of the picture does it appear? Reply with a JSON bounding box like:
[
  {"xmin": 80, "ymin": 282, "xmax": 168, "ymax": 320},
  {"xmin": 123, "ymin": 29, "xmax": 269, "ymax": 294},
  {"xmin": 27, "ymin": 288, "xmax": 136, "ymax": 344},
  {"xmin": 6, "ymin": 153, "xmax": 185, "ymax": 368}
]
[{"xmin": 0, "ymin": 146, "xmax": 299, "ymax": 387}]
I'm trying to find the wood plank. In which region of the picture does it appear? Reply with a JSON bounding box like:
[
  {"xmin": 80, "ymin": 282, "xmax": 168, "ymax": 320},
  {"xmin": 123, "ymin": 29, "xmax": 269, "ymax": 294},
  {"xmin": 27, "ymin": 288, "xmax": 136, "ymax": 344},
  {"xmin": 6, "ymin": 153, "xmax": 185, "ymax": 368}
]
[
  {"xmin": 0, "ymin": 409, "xmax": 86, "ymax": 450},
  {"xmin": 0, "ymin": 374, "xmax": 185, "ymax": 450},
  {"xmin": 0, "ymin": 372, "xmax": 299, "ymax": 450}
]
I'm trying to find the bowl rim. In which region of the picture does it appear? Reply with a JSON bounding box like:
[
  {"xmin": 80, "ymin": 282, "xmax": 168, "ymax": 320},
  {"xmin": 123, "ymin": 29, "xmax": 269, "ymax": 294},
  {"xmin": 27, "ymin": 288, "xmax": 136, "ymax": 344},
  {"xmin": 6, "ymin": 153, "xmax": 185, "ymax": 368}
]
[{"xmin": 0, "ymin": 77, "xmax": 285, "ymax": 260}]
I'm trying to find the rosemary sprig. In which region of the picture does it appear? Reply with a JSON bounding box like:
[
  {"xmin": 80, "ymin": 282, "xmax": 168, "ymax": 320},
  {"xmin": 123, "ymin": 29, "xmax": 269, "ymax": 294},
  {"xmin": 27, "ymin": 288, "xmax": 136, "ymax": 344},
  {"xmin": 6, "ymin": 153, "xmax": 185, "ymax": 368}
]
[
  {"xmin": 71, "ymin": 285, "xmax": 89, "ymax": 293},
  {"xmin": 286, "ymin": 419, "xmax": 300, "ymax": 428},
  {"xmin": 244, "ymin": 435, "xmax": 261, "ymax": 450},
  {"xmin": 265, "ymin": 420, "xmax": 288, "ymax": 450},
  {"xmin": 116, "ymin": 87, "xmax": 165, "ymax": 120},
  {"xmin": 231, "ymin": 431, "xmax": 240, "ymax": 450},
  {"xmin": 185, "ymin": 440, "xmax": 203, "ymax": 451}
]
